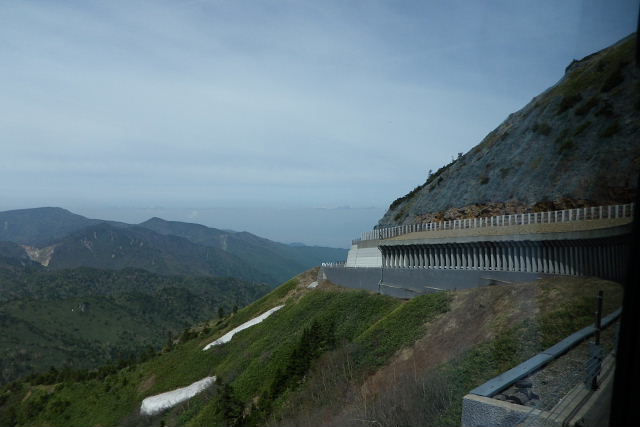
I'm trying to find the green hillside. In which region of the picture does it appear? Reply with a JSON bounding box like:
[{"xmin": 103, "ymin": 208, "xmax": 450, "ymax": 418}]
[
  {"xmin": 0, "ymin": 267, "xmax": 269, "ymax": 385},
  {"xmin": 0, "ymin": 270, "xmax": 622, "ymax": 427},
  {"xmin": 140, "ymin": 217, "xmax": 348, "ymax": 285},
  {"xmin": 45, "ymin": 224, "xmax": 273, "ymax": 284}
]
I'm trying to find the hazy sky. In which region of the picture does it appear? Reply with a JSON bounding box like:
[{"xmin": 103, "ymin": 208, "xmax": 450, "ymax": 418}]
[{"xmin": 1, "ymin": 1, "xmax": 638, "ymax": 247}]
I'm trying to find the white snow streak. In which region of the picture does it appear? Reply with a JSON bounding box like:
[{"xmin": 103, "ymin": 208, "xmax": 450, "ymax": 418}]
[
  {"xmin": 307, "ymin": 281, "xmax": 319, "ymax": 288},
  {"xmin": 140, "ymin": 376, "xmax": 216, "ymax": 416},
  {"xmin": 203, "ymin": 305, "xmax": 284, "ymax": 350}
]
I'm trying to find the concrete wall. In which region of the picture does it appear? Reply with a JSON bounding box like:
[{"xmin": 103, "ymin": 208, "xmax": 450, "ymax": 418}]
[
  {"xmin": 345, "ymin": 245, "xmax": 382, "ymax": 268},
  {"xmin": 377, "ymin": 234, "xmax": 629, "ymax": 284},
  {"xmin": 322, "ymin": 266, "xmax": 543, "ymax": 299}
]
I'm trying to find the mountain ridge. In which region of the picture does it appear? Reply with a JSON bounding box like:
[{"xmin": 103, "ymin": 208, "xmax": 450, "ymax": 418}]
[
  {"xmin": 0, "ymin": 207, "xmax": 347, "ymax": 285},
  {"xmin": 380, "ymin": 34, "xmax": 639, "ymax": 226}
]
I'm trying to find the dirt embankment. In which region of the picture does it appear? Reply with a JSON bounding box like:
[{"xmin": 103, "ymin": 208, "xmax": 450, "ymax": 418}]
[{"xmin": 295, "ymin": 276, "xmax": 622, "ymax": 427}]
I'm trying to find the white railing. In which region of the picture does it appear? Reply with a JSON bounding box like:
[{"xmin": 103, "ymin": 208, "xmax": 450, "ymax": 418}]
[
  {"xmin": 360, "ymin": 203, "xmax": 635, "ymax": 242},
  {"xmin": 321, "ymin": 261, "xmax": 346, "ymax": 267}
]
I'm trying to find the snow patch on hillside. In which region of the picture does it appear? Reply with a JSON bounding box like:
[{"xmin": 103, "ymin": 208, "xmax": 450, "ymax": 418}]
[
  {"xmin": 307, "ymin": 281, "xmax": 319, "ymax": 288},
  {"xmin": 140, "ymin": 376, "xmax": 216, "ymax": 416},
  {"xmin": 203, "ymin": 305, "xmax": 284, "ymax": 350}
]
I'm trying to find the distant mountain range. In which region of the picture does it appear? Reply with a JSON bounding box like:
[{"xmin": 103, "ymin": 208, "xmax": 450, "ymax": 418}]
[{"xmin": 0, "ymin": 207, "xmax": 347, "ymax": 285}]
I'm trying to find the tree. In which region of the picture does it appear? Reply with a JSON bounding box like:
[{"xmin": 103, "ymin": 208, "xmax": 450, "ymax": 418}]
[{"xmin": 216, "ymin": 382, "xmax": 244, "ymax": 427}]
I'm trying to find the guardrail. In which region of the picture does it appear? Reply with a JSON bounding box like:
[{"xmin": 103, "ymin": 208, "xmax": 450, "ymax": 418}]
[
  {"xmin": 321, "ymin": 261, "xmax": 346, "ymax": 267},
  {"xmin": 358, "ymin": 203, "xmax": 634, "ymax": 243},
  {"xmin": 469, "ymin": 307, "xmax": 622, "ymax": 398}
]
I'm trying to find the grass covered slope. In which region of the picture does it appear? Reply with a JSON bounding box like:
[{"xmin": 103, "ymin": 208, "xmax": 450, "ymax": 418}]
[
  {"xmin": 0, "ymin": 270, "xmax": 622, "ymax": 427},
  {"xmin": 0, "ymin": 267, "xmax": 269, "ymax": 385}
]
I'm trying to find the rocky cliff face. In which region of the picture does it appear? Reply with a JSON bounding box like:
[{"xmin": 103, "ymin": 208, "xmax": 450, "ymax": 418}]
[{"xmin": 380, "ymin": 34, "xmax": 640, "ymax": 227}]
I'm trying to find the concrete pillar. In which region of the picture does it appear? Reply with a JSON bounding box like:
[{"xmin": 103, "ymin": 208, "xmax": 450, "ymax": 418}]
[
  {"xmin": 577, "ymin": 244, "xmax": 584, "ymax": 276},
  {"xmin": 470, "ymin": 244, "xmax": 476, "ymax": 269},
  {"xmin": 521, "ymin": 243, "xmax": 529, "ymax": 272},
  {"xmin": 605, "ymin": 242, "xmax": 613, "ymax": 280},
  {"xmin": 554, "ymin": 243, "xmax": 562, "ymax": 274},
  {"xmin": 583, "ymin": 243, "xmax": 590, "ymax": 276},
  {"xmin": 509, "ymin": 243, "xmax": 516, "ymax": 271},
  {"xmin": 557, "ymin": 243, "xmax": 565, "ymax": 275},
  {"xmin": 529, "ymin": 243, "xmax": 537, "ymax": 272},
  {"xmin": 593, "ymin": 245, "xmax": 601, "ymax": 277},
  {"xmin": 564, "ymin": 243, "xmax": 572, "ymax": 275},
  {"xmin": 567, "ymin": 246, "xmax": 576, "ymax": 276},
  {"xmin": 564, "ymin": 243, "xmax": 571, "ymax": 275},
  {"xmin": 547, "ymin": 241, "xmax": 557, "ymax": 274},
  {"xmin": 485, "ymin": 243, "xmax": 491, "ymax": 270},
  {"xmin": 502, "ymin": 243, "xmax": 509, "ymax": 271},
  {"xmin": 543, "ymin": 242, "xmax": 551, "ymax": 273},
  {"xmin": 531, "ymin": 243, "xmax": 538, "ymax": 272},
  {"xmin": 516, "ymin": 243, "xmax": 524, "ymax": 272},
  {"xmin": 487, "ymin": 242, "xmax": 497, "ymax": 270},
  {"xmin": 588, "ymin": 244, "xmax": 596, "ymax": 276}
]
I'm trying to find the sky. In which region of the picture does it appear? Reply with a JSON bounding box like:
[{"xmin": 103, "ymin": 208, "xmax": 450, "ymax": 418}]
[{"xmin": 0, "ymin": 0, "xmax": 638, "ymax": 247}]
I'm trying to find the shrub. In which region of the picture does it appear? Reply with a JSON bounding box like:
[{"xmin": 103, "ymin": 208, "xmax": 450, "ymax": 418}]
[
  {"xmin": 573, "ymin": 121, "xmax": 592, "ymax": 136},
  {"xmin": 594, "ymin": 101, "xmax": 615, "ymax": 118},
  {"xmin": 599, "ymin": 121, "xmax": 621, "ymax": 138},
  {"xmin": 558, "ymin": 139, "xmax": 576, "ymax": 154},
  {"xmin": 388, "ymin": 155, "xmax": 459, "ymax": 211},
  {"xmin": 601, "ymin": 61, "xmax": 628, "ymax": 93},
  {"xmin": 499, "ymin": 167, "xmax": 512, "ymax": 179},
  {"xmin": 532, "ymin": 122, "xmax": 552, "ymax": 136},
  {"xmin": 575, "ymin": 96, "xmax": 600, "ymax": 116},
  {"xmin": 557, "ymin": 93, "xmax": 583, "ymax": 113},
  {"xmin": 479, "ymin": 176, "xmax": 490, "ymax": 185}
]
